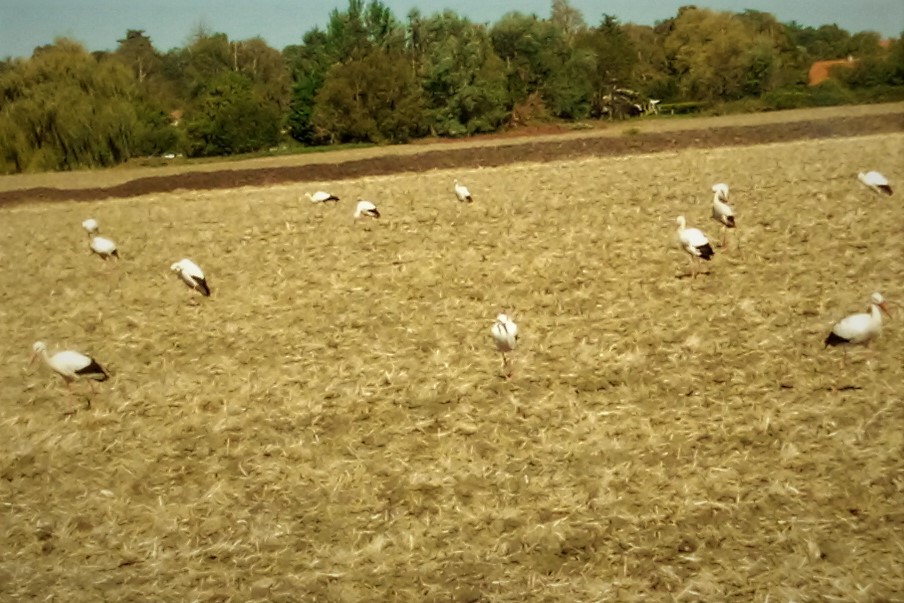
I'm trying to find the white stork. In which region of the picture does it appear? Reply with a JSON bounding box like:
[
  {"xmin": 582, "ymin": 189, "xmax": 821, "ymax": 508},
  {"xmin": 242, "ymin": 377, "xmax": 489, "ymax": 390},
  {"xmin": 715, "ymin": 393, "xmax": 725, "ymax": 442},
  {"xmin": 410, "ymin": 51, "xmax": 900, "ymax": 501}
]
[
  {"xmin": 89, "ymin": 236, "xmax": 119, "ymax": 260},
  {"xmin": 825, "ymin": 293, "xmax": 891, "ymax": 362},
  {"xmin": 354, "ymin": 199, "xmax": 380, "ymax": 221},
  {"xmin": 712, "ymin": 183, "xmax": 730, "ymax": 202},
  {"xmin": 491, "ymin": 313, "xmax": 518, "ymax": 376},
  {"xmin": 171, "ymin": 258, "xmax": 210, "ymax": 297},
  {"xmin": 82, "ymin": 218, "xmax": 99, "ymax": 234},
  {"xmin": 675, "ymin": 215, "xmax": 714, "ymax": 278},
  {"xmin": 710, "ymin": 184, "xmax": 735, "ymax": 247},
  {"xmin": 305, "ymin": 191, "xmax": 340, "ymax": 203},
  {"xmin": 454, "ymin": 179, "xmax": 473, "ymax": 203},
  {"xmin": 30, "ymin": 341, "xmax": 109, "ymax": 400},
  {"xmin": 857, "ymin": 171, "xmax": 893, "ymax": 196}
]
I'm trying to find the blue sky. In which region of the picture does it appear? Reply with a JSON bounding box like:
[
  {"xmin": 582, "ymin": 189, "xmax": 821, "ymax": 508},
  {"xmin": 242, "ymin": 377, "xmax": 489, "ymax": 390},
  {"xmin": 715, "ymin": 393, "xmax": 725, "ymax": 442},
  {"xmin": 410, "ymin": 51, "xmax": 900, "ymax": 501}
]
[{"xmin": 1, "ymin": 0, "xmax": 901, "ymax": 58}]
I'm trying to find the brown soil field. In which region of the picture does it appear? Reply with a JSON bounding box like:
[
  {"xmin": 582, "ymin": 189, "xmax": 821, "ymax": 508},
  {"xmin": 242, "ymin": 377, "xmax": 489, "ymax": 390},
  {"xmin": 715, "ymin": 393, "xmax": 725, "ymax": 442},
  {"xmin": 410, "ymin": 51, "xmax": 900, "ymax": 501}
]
[
  {"xmin": 0, "ymin": 102, "xmax": 902, "ymax": 203},
  {"xmin": 0, "ymin": 106, "xmax": 902, "ymax": 602}
]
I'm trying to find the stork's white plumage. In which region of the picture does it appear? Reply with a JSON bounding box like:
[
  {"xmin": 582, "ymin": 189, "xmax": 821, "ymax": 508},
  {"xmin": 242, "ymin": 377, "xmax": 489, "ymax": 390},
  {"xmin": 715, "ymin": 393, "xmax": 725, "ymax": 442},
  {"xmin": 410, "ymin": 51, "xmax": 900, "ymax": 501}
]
[
  {"xmin": 711, "ymin": 186, "xmax": 736, "ymax": 247},
  {"xmin": 676, "ymin": 215, "xmax": 714, "ymax": 278},
  {"xmin": 825, "ymin": 292, "xmax": 891, "ymax": 353},
  {"xmin": 306, "ymin": 191, "xmax": 340, "ymax": 203},
  {"xmin": 171, "ymin": 258, "xmax": 210, "ymax": 297},
  {"xmin": 454, "ymin": 179, "xmax": 473, "ymax": 203},
  {"xmin": 30, "ymin": 341, "xmax": 109, "ymax": 399},
  {"xmin": 89, "ymin": 236, "xmax": 119, "ymax": 260},
  {"xmin": 712, "ymin": 183, "xmax": 730, "ymax": 202},
  {"xmin": 354, "ymin": 199, "xmax": 380, "ymax": 221},
  {"xmin": 857, "ymin": 171, "xmax": 893, "ymax": 196},
  {"xmin": 82, "ymin": 218, "xmax": 99, "ymax": 234},
  {"xmin": 491, "ymin": 313, "xmax": 518, "ymax": 376}
]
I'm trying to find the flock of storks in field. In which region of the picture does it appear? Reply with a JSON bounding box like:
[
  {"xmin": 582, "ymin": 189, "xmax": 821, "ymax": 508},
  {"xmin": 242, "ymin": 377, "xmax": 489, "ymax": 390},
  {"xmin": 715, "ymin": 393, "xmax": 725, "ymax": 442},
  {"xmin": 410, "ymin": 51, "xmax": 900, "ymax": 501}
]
[{"xmin": 27, "ymin": 168, "xmax": 894, "ymax": 405}]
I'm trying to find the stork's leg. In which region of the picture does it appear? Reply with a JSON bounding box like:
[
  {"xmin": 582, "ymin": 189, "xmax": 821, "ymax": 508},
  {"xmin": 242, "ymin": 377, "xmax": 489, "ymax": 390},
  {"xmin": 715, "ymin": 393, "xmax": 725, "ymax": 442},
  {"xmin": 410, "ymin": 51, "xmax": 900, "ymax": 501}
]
[{"xmin": 500, "ymin": 352, "xmax": 514, "ymax": 378}]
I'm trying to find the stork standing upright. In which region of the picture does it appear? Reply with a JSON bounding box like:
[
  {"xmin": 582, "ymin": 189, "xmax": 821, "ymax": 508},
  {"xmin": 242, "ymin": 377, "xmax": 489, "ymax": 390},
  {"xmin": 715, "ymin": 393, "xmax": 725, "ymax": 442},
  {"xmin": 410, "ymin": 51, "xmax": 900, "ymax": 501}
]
[
  {"xmin": 825, "ymin": 292, "xmax": 891, "ymax": 364},
  {"xmin": 454, "ymin": 179, "xmax": 473, "ymax": 203},
  {"xmin": 170, "ymin": 258, "xmax": 211, "ymax": 297},
  {"xmin": 30, "ymin": 341, "xmax": 109, "ymax": 402},
  {"xmin": 491, "ymin": 313, "xmax": 518, "ymax": 377},
  {"xmin": 710, "ymin": 183, "xmax": 736, "ymax": 247},
  {"xmin": 675, "ymin": 215, "xmax": 714, "ymax": 278},
  {"xmin": 857, "ymin": 171, "xmax": 893, "ymax": 196}
]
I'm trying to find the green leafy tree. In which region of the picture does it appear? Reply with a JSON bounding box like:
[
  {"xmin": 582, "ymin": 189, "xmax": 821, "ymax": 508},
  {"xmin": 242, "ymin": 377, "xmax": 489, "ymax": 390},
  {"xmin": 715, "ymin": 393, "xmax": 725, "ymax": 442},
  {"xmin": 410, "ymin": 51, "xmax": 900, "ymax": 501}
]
[
  {"xmin": 575, "ymin": 15, "xmax": 638, "ymax": 116},
  {"xmin": 491, "ymin": 12, "xmax": 569, "ymax": 104},
  {"xmin": 326, "ymin": 0, "xmax": 403, "ymax": 60},
  {"xmin": 182, "ymin": 71, "xmax": 281, "ymax": 156},
  {"xmin": 112, "ymin": 30, "xmax": 181, "ymax": 155},
  {"xmin": 550, "ymin": 0, "xmax": 587, "ymax": 42},
  {"xmin": 312, "ymin": 47, "xmax": 426, "ymax": 143},
  {"xmin": 114, "ymin": 30, "xmax": 162, "ymax": 85},
  {"xmin": 543, "ymin": 48, "xmax": 595, "ymax": 118},
  {"xmin": 231, "ymin": 37, "xmax": 291, "ymax": 110},
  {"xmin": 285, "ymin": 30, "xmax": 333, "ymax": 144},
  {"xmin": 785, "ymin": 22, "xmax": 853, "ymax": 61},
  {"xmin": 662, "ymin": 7, "xmax": 789, "ymax": 101},
  {"xmin": 840, "ymin": 32, "xmax": 904, "ymax": 88},
  {"xmin": 171, "ymin": 30, "xmax": 287, "ymax": 154},
  {"xmin": 888, "ymin": 33, "xmax": 904, "ymax": 84},
  {"xmin": 491, "ymin": 11, "xmax": 596, "ymax": 118},
  {"xmin": 623, "ymin": 24, "xmax": 674, "ymax": 100},
  {"xmin": 416, "ymin": 11, "xmax": 510, "ymax": 135},
  {"xmin": 178, "ymin": 29, "xmax": 234, "ymax": 98},
  {"xmin": 286, "ymin": 0, "xmax": 402, "ymax": 144},
  {"xmin": 0, "ymin": 38, "xmax": 140, "ymax": 172}
]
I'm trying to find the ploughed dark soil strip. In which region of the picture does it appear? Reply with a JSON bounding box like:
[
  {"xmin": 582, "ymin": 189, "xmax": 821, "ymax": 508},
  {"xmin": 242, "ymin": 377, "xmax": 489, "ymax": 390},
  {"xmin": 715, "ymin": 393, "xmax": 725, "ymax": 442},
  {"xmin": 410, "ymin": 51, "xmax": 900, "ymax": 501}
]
[{"xmin": 2, "ymin": 112, "xmax": 901, "ymax": 205}]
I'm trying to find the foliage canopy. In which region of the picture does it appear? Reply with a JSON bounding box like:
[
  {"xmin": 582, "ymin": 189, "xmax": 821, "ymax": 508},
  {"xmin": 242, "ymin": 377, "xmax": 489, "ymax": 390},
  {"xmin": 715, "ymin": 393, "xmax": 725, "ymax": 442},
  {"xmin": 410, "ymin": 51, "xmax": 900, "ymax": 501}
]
[{"xmin": 0, "ymin": 0, "xmax": 900, "ymax": 173}]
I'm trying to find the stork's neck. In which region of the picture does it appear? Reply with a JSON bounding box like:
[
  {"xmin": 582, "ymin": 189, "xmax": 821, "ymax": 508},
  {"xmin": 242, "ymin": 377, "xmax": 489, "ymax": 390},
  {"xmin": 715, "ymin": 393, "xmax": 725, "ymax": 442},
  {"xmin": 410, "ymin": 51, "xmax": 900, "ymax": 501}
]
[{"xmin": 870, "ymin": 303, "xmax": 884, "ymax": 326}]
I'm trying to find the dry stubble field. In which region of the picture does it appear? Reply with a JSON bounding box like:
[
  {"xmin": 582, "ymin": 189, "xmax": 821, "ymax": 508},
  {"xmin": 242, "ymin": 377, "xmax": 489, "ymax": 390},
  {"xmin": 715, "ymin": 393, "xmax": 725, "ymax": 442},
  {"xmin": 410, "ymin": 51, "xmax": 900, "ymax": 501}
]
[{"xmin": 1, "ymin": 132, "xmax": 903, "ymax": 602}]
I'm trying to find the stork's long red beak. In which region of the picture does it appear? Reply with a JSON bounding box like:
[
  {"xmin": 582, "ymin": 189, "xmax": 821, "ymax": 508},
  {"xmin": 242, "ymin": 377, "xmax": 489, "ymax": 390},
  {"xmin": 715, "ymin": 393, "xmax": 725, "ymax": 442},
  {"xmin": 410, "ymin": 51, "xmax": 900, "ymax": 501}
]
[{"xmin": 879, "ymin": 302, "xmax": 892, "ymax": 318}]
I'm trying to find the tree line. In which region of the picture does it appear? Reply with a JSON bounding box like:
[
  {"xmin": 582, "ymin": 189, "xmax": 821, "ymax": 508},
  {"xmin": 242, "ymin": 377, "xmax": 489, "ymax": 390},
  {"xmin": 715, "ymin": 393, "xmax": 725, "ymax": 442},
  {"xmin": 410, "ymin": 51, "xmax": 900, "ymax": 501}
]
[{"xmin": 0, "ymin": 0, "xmax": 902, "ymax": 174}]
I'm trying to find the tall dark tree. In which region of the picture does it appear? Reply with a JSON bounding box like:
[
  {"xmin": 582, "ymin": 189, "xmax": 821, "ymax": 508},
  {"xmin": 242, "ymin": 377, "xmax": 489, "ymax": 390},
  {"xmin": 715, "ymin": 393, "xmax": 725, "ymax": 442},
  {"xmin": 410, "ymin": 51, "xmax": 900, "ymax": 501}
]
[
  {"xmin": 285, "ymin": 30, "xmax": 333, "ymax": 144},
  {"xmin": 114, "ymin": 30, "xmax": 161, "ymax": 84},
  {"xmin": 112, "ymin": 30, "xmax": 181, "ymax": 155},
  {"xmin": 491, "ymin": 12, "xmax": 577, "ymax": 115},
  {"xmin": 325, "ymin": 0, "xmax": 403, "ymax": 60},
  {"xmin": 785, "ymin": 22, "xmax": 853, "ymax": 61},
  {"xmin": 312, "ymin": 47, "xmax": 426, "ymax": 143},
  {"xmin": 286, "ymin": 0, "xmax": 402, "ymax": 144},
  {"xmin": 182, "ymin": 71, "xmax": 281, "ymax": 156},
  {"xmin": 416, "ymin": 11, "xmax": 510, "ymax": 135},
  {"xmin": 575, "ymin": 15, "xmax": 638, "ymax": 116}
]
